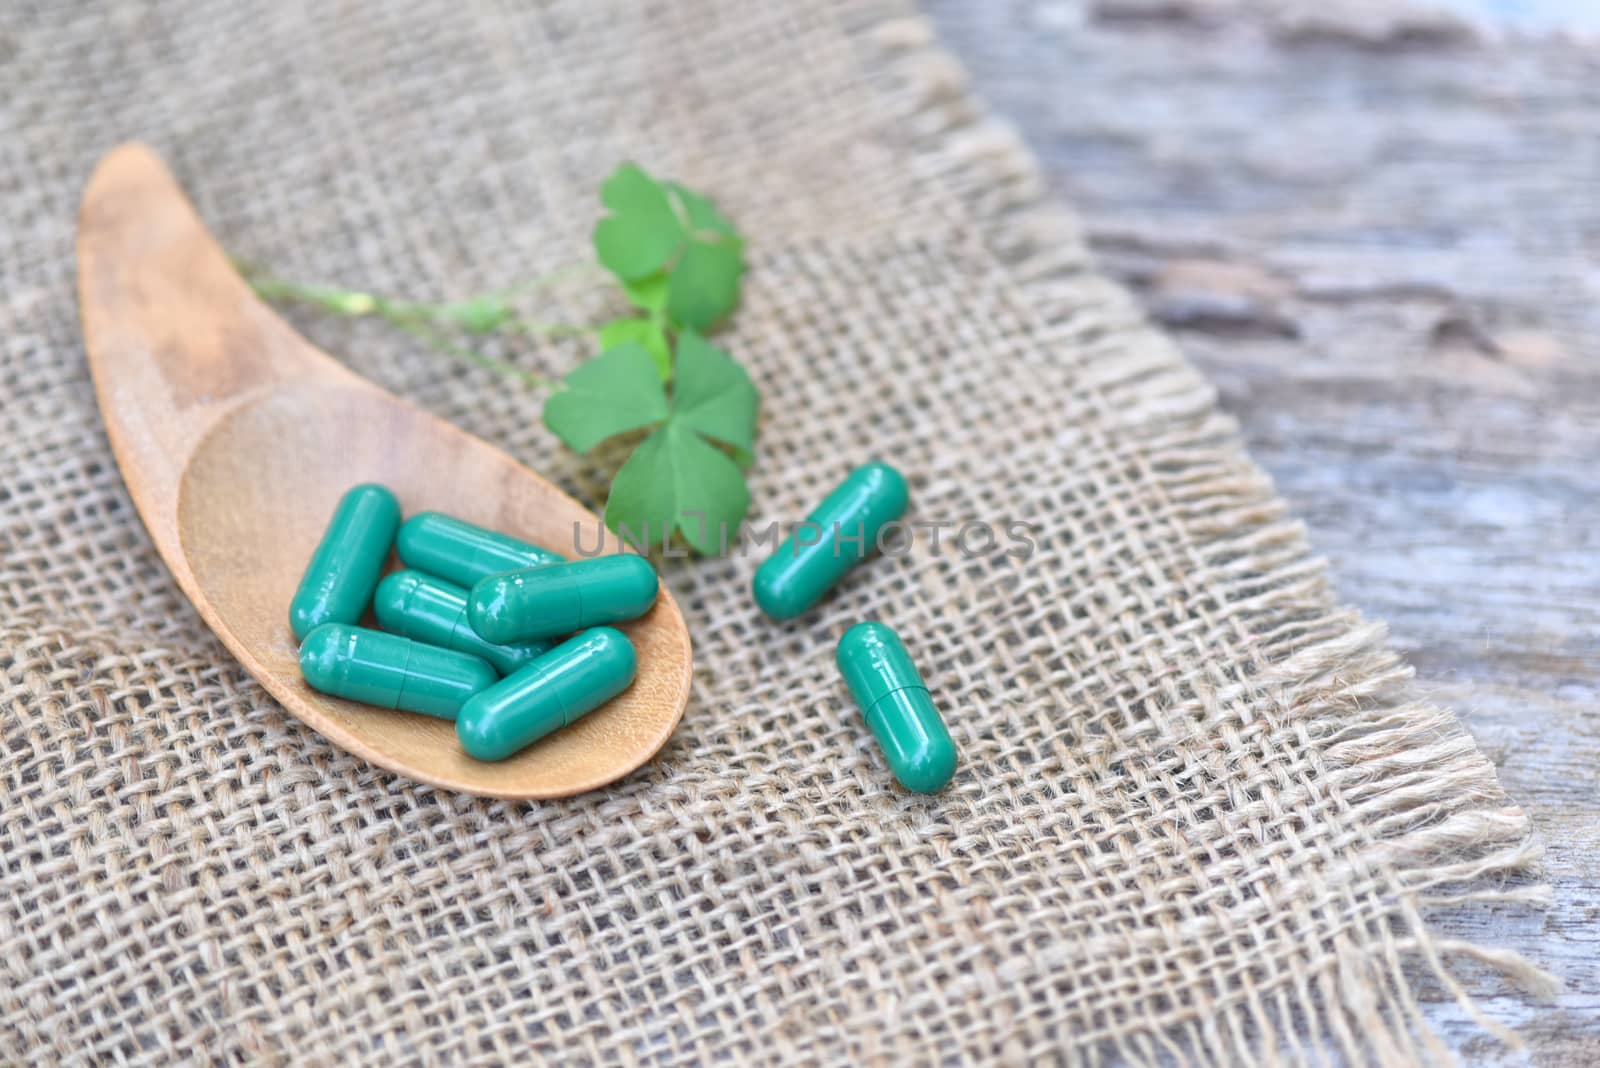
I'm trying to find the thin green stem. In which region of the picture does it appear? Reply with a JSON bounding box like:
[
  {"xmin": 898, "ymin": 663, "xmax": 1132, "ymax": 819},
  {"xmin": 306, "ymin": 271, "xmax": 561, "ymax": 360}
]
[
  {"xmin": 504, "ymin": 318, "xmax": 592, "ymax": 340},
  {"xmin": 387, "ymin": 317, "xmax": 550, "ymax": 389},
  {"xmin": 494, "ymin": 262, "xmax": 608, "ymax": 297},
  {"xmin": 245, "ymin": 273, "xmax": 380, "ymax": 317},
  {"xmin": 240, "ymin": 264, "xmax": 560, "ymax": 388}
]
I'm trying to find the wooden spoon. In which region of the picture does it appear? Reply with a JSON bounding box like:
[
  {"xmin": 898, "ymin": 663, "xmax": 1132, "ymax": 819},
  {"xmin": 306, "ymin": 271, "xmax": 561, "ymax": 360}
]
[{"xmin": 76, "ymin": 142, "xmax": 692, "ymax": 799}]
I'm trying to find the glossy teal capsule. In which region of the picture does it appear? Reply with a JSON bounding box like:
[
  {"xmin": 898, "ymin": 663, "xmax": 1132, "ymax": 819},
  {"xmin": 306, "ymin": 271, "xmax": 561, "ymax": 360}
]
[
  {"xmin": 753, "ymin": 462, "xmax": 909, "ymax": 620},
  {"xmin": 837, "ymin": 622, "xmax": 956, "ymax": 793},
  {"xmin": 456, "ymin": 627, "xmax": 637, "ymax": 761},
  {"xmin": 468, "ymin": 555, "xmax": 659, "ymax": 644},
  {"xmin": 289, "ymin": 483, "xmax": 400, "ymax": 639},
  {"xmin": 299, "ymin": 623, "xmax": 497, "ymax": 720},
  {"xmin": 395, "ymin": 511, "xmax": 563, "ymax": 588},
  {"xmin": 374, "ymin": 570, "xmax": 551, "ymax": 676}
]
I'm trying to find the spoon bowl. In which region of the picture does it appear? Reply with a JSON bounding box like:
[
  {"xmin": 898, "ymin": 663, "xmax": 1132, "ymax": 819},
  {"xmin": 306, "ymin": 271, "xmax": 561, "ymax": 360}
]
[{"xmin": 77, "ymin": 143, "xmax": 692, "ymax": 799}]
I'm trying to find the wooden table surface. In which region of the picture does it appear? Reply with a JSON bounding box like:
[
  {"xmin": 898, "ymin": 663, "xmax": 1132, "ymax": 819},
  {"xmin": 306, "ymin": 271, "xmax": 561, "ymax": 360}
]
[{"xmin": 923, "ymin": 1, "xmax": 1599, "ymax": 1062}]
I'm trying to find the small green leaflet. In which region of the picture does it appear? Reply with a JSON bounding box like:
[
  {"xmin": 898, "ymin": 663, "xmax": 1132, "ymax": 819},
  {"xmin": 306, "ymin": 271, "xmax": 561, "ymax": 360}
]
[
  {"xmin": 542, "ymin": 332, "xmax": 757, "ymax": 553},
  {"xmin": 541, "ymin": 342, "xmax": 667, "ymax": 454},
  {"xmin": 592, "ymin": 163, "xmax": 745, "ymax": 332},
  {"xmin": 666, "ymin": 242, "xmax": 741, "ymax": 335},
  {"xmin": 592, "ymin": 165, "xmax": 683, "ymax": 281},
  {"xmin": 621, "ymin": 272, "xmax": 668, "ymax": 313},
  {"xmin": 607, "ymin": 425, "xmax": 748, "ymax": 556},
  {"xmin": 670, "ymin": 329, "xmax": 756, "ymax": 467},
  {"xmin": 596, "ymin": 317, "xmax": 670, "ymax": 378}
]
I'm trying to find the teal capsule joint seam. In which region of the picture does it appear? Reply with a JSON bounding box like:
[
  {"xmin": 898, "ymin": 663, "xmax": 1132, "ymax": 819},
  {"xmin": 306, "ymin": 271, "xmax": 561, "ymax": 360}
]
[
  {"xmin": 867, "ymin": 683, "xmax": 929, "ymax": 708},
  {"xmin": 445, "ymin": 602, "xmax": 471, "ymax": 641},
  {"xmin": 391, "ymin": 639, "xmax": 418, "ymax": 711},
  {"xmin": 555, "ymin": 682, "xmax": 577, "ymax": 728}
]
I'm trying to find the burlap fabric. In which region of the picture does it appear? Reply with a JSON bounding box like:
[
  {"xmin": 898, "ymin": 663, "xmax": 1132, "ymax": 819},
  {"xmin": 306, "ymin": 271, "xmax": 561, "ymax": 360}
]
[{"xmin": 1, "ymin": 2, "xmax": 1548, "ymax": 1064}]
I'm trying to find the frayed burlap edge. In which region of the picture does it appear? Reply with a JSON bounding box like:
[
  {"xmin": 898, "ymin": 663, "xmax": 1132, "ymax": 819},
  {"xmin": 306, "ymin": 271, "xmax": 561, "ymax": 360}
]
[{"xmin": 858, "ymin": 12, "xmax": 1555, "ymax": 1065}]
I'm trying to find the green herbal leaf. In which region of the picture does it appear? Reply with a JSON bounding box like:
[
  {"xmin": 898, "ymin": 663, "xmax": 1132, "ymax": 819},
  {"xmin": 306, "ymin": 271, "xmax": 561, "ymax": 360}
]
[
  {"xmin": 669, "ymin": 182, "xmax": 737, "ymax": 237},
  {"xmin": 594, "ymin": 163, "xmax": 744, "ymax": 330},
  {"xmin": 605, "ymin": 423, "xmax": 750, "ymax": 554},
  {"xmin": 666, "ymin": 239, "xmax": 744, "ymax": 331},
  {"xmin": 622, "ymin": 272, "xmax": 669, "ymax": 313},
  {"xmin": 593, "ymin": 164, "xmax": 685, "ymax": 281},
  {"xmin": 671, "ymin": 331, "xmax": 757, "ymax": 459},
  {"xmin": 543, "ymin": 332, "xmax": 758, "ymax": 553},
  {"xmin": 542, "ymin": 342, "xmax": 668, "ymax": 454},
  {"xmin": 597, "ymin": 317, "xmax": 671, "ymax": 379}
]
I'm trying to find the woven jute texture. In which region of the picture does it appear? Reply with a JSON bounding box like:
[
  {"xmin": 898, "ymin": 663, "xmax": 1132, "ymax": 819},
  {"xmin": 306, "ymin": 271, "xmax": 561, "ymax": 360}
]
[{"xmin": 1, "ymin": 2, "xmax": 1549, "ymax": 1064}]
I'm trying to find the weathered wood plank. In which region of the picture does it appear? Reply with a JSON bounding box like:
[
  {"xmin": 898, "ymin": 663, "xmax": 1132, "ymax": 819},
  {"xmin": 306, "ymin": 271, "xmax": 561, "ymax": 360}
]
[{"xmin": 922, "ymin": 0, "xmax": 1600, "ymax": 1060}]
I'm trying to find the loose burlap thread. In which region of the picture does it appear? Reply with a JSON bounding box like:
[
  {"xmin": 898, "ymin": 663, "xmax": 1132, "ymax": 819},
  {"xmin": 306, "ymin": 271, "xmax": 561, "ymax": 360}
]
[{"xmin": 0, "ymin": 2, "xmax": 1550, "ymax": 1064}]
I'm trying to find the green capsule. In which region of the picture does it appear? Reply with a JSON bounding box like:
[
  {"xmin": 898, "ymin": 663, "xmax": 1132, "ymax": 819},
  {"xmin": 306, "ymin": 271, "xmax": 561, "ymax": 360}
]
[
  {"xmin": 468, "ymin": 555, "xmax": 659, "ymax": 644},
  {"xmin": 836, "ymin": 622, "xmax": 956, "ymax": 793},
  {"xmin": 374, "ymin": 570, "xmax": 551, "ymax": 676},
  {"xmin": 395, "ymin": 511, "xmax": 563, "ymax": 588},
  {"xmin": 753, "ymin": 462, "xmax": 909, "ymax": 620},
  {"xmin": 456, "ymin": 627, "xmax": 637, "ymax": 761},
  {"xmin": 289, "ymin": 483, "xmax": 401, "ymax": 639},
  {"xmin": 299, "ymin": 623, "xmax": 497, "ymax": 720}
]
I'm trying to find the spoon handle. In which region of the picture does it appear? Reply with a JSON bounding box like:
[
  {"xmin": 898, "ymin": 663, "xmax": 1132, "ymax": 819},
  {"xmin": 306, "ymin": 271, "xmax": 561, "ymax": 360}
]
[
  {"xmin": 78, "ymin": 144, "xmax": 344, "ymax": 515},
  {"xmin": 78, "ymin": 142, "xmax": 359, "ymax": 587}
]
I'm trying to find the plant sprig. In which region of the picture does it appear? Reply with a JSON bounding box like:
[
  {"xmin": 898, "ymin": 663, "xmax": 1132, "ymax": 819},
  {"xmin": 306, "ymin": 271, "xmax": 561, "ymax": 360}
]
[
  {"xmin": 545, "ymin": 332, "xmax": 756, "ymax": 554},
  {"xmin": 243, "ymin": 162, "xmax": 759, "ymax": 555}
]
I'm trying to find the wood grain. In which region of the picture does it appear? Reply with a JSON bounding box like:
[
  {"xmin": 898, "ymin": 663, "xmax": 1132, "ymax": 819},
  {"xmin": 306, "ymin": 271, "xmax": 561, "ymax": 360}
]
[
  {"xmin": 922, "ymin": 1, "xmax": 1600, "ymax": 1060},
  {"xmin": 77, "ymin": 143, "xmax": 693, "ymax": 800}
]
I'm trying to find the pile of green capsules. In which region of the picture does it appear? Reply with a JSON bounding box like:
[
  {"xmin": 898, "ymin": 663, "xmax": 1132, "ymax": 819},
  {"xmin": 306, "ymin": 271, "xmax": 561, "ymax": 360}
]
[
  {"xmin": 290, "ymin": 461, "xmax": 956, "ymax": 790},
  {"xmin": 289, "ymin": 487, "xmax": 659, "ymax": 762}
]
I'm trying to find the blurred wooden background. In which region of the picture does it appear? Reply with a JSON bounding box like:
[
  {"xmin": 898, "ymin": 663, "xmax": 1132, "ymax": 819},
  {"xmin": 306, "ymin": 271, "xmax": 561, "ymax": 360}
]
[{"xmin": 924, "ymin": 0, "xmax": 1599, "ymax": 1062}]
